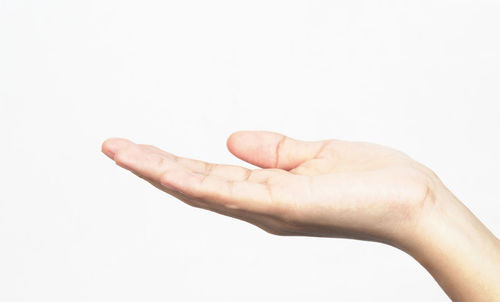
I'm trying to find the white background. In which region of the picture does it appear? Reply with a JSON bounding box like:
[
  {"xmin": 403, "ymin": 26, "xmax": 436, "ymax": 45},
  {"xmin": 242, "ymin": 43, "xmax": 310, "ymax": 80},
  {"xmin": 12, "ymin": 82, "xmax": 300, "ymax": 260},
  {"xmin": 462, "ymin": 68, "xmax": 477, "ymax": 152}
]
[{"xmin": 1, "ymin": 0, "xmax": 499, "ymax": 301}]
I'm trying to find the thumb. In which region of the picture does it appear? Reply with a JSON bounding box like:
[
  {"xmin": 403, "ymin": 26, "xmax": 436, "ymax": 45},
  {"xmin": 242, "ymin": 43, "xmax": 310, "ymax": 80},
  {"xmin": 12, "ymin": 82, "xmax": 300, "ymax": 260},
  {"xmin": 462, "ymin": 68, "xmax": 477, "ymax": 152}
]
[{"xmin": 226, "ymin": 130, "xmax": 329, "ymax": 170}]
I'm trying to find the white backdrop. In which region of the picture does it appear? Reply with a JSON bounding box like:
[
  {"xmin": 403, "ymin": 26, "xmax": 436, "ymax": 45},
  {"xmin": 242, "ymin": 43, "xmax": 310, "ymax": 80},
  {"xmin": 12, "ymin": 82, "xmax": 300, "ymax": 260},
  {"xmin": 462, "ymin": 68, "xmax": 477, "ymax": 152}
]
[{"xmin": 1, "ymin": 0, "xmax": 499, "ymax": 301}]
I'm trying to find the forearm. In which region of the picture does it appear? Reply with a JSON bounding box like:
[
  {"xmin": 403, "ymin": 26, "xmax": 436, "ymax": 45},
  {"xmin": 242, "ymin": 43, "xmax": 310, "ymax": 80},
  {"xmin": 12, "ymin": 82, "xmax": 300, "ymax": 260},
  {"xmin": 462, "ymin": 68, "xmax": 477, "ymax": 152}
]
[{"xmin": 404, "ymin": 188, "xmax": 500, "ymax": 301}]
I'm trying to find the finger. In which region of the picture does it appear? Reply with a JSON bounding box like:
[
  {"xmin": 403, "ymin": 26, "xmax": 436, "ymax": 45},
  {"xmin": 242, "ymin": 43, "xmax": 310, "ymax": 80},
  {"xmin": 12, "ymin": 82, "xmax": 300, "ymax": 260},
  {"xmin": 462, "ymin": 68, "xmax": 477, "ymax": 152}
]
[
  {"xmin": 136, "ymin": 144, "xmax": 256, "ymax": 182},
  {"xmin": 124, "ymin": 158, "xmax": 288, "ymax": 235},
  {"xmin": 101, "ymin": 137, "xmax": 135, "ymax": 159},
  {"xmin": 136, "ymin": 144, "xmax": 289, "ymax": 183},
  {"xmin": 142, "ymin": 172, "xmax": 293, "ymax": 236},
  {"xmin": 103, "ymin": 138, "xmax": 288, "ymax": 182},
  {"xmin": 106, "ymin": 141, "xmax": 247, "ymax": 182},
  {"xmin": 160, "ymin": 169, "xmax": 279, "ymax": 214},
  {"xmin": 112, "ymin": 143, "xmax": 181, "ymax": 180},
  {"xmin": 102, "ymin": 139, "xmax": 216, "ymax": 213},
  {"xmin": 226, "ymin": 130, "xmax": 332, "ymax": 170},
  {"xmin": 103, "ymin": 139, "xmax": 293, "ymax": 234},
  {"xmin": 111, "ymin": 142, "xmax": 284, "ymax": 215}
]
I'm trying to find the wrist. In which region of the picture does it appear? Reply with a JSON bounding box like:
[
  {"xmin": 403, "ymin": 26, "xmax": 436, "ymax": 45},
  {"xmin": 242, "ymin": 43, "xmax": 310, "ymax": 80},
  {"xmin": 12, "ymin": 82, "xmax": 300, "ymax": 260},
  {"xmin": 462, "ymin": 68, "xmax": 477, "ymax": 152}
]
[{"xmin": 402, "ymin": 185, "xmax": 500, "ymax": 301}]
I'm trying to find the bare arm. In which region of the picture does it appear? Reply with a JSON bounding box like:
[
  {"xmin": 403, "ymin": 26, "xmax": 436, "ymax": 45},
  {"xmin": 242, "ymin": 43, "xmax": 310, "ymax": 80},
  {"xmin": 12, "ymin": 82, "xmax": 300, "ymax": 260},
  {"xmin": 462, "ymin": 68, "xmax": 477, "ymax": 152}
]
[
  {"xmin": 405, "ymin": 187, "xmax": 500, "ymax": 301},
  {"xmin": 101, "ymin": 130, "xmax": 500, "ymax": 301}
]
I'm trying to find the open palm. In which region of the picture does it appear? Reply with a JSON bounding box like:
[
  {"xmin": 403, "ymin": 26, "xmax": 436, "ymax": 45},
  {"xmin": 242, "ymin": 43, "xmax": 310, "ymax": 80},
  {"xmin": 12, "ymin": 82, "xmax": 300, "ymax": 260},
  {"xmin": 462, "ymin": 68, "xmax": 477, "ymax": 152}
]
[{"xmin": 102, "ymin": 131, "xmax": 437, "ymax": 247}]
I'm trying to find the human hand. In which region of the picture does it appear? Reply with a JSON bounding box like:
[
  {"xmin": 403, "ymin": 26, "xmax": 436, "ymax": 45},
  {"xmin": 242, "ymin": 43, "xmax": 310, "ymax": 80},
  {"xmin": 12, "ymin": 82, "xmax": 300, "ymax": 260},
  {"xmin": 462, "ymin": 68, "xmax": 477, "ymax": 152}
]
[
  {"xmin": 101, "ymin": 131, "xmax": 438, "ymax": 248},
  {"xmin": 101, "ymin": 130, "xmax": 500, "ymax": 301}
]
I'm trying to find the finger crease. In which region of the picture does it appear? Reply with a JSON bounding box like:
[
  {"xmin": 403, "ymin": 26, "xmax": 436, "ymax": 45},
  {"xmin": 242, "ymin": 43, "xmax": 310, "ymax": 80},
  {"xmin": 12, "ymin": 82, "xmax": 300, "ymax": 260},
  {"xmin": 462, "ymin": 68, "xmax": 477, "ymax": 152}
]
[
  {"xmin": 264, "ymin": 179, "xmax": 275, "ymax": 204},
  {"xmin": 204, "ymin": 162, "xmax": 215, "ymax": 175},
  {"xmin": 157, "ymin": 156, "xmax": 166, "ymax": 168},
  {"xmin": 314, "ymin": 140, "xmax": 331, "ymax": 159},
  {"xmin": 200, "ymin": 173, "xmax": 209, "ymax": 187},
  {"xmin": 243, "ymin": 169, "xmax": 252, "ymax": 181},
  {"xmin": 275, "ymin": 136, "xmax": 287, "ymax": 168}
]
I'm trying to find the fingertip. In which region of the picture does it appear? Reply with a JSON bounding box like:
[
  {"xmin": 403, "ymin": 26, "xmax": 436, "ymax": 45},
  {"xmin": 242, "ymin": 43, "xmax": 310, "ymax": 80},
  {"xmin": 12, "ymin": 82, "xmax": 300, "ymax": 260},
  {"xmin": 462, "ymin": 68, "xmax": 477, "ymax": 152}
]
[
  {"xmin": 226, "ymin": 130, "xmax": 269, "ymax": 151},
  {"xmin": 226, "ymin": 130, "xmax": 246, "ymax": 154},
  {"xmin": 226, "ymin": 130, "xmax": 287, "ymax": 168},
  {"xmin": 101, "ymin": 137, "xmax": 134, "ymax": 159}
]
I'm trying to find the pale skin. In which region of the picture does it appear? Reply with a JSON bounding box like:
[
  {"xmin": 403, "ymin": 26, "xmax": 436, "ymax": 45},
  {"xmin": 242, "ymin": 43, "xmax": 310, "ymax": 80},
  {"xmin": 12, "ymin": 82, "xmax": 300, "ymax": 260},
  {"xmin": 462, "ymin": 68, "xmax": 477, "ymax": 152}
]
[{"xmin": 102, "ymin": 130, "xmax": 500, "ymax": 301}]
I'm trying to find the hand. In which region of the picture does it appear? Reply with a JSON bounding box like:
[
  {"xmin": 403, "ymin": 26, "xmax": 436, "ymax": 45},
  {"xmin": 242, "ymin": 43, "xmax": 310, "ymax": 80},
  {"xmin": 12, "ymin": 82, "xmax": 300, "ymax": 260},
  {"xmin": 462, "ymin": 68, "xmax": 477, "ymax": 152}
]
[
  {"xmin": 102, "ymin": 130, "xmax": 500, "ymax": 301},
  {"xmin": 101, "ymin": 130, "xmax": 437, "ymax": 247}
]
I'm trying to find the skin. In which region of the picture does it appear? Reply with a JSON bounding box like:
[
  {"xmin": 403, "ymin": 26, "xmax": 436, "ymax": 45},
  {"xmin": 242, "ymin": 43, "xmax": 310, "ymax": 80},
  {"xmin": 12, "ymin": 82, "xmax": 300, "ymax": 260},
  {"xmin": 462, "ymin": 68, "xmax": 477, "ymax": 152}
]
[{"xmin": 102, "ymin": 130, "xmax": 500, "ymax": 301}]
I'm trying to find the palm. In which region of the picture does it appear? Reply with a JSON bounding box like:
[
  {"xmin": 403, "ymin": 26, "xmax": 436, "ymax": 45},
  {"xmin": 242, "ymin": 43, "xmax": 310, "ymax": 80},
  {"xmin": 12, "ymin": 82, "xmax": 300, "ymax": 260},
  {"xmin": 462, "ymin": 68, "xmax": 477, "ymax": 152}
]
[{"xmin": 102, "ymin": 131, "xmax": 433, "ymax": 245}]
